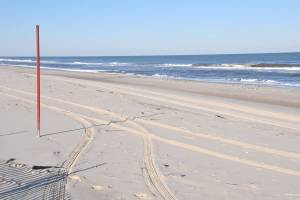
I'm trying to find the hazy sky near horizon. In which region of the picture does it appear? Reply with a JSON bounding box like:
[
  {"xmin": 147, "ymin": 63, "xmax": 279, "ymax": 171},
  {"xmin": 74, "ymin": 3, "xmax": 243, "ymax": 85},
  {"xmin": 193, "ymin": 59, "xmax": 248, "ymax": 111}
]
[{"xmin": 0, "ymin": 0, "xmax": 299, "ymax": 56}]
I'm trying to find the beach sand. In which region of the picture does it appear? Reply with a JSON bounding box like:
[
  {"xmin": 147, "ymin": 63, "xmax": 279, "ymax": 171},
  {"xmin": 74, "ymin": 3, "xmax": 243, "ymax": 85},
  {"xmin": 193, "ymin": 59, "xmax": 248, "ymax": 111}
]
[{"xmin": 0, "ymin": 66, "xmax": 300, "ymax": 200}]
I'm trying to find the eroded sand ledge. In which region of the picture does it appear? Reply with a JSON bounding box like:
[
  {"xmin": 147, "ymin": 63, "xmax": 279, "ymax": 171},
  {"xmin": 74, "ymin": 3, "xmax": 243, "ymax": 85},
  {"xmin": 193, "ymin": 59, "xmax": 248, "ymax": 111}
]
[{"xmin": 0, "ymin": 66, "xmax": 299, "ymax": 200}]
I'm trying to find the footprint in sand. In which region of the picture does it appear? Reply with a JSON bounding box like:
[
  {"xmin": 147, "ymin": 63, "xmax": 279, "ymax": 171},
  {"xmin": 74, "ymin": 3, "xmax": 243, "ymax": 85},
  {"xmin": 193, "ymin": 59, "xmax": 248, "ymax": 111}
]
[
  {"xmin": 69, "ymin": 176, "xmax": 111, "ymax": 192},
  {"xmin": 134, "ymin": 192, "xmax": 151, "ymax": 199},
  {"xmin": 91, "ymin": 185, "xmax": 105, "ymax": 191},
  {"xmin": 69, "ymin": 175, "xmax": 82, "ymax": 182}
]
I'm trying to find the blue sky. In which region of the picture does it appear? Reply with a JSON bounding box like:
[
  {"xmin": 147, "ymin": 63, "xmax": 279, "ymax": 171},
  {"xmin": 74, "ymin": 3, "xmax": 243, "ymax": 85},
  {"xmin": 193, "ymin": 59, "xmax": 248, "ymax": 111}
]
[{"xmin": 0, "ymin": 0, "xmax": 299, "ymax": 56}]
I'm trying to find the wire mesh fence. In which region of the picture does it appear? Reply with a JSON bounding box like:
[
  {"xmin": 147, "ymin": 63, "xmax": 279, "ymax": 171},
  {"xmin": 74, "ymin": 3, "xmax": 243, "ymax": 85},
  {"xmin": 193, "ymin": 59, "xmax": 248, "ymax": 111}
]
[{"xmin": 0, "ymin": 160, "xmax": 67, "ymax": 200}]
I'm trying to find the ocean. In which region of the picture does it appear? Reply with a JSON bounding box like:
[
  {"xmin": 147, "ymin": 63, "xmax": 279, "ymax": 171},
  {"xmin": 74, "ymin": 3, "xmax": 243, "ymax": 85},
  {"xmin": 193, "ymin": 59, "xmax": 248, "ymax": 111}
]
[{"xmin": 1, "ymin": 52, "xmax": 300, "ymax": 87}]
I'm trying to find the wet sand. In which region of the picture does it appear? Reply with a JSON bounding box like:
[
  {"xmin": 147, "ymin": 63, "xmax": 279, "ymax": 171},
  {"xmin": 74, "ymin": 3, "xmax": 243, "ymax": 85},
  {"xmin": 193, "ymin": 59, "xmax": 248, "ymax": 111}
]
[{"xmin": 0, "ymin": 66, "xmax": 300, "ymax": 199}]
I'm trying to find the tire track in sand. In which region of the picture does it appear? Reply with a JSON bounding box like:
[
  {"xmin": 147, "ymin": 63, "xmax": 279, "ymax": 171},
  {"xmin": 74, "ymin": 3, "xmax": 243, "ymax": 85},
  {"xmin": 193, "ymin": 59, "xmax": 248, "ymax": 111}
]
[
  {"xmin": 2, "ymin": 88, "xmax": 300, "ymax": 178},
  {"xmin": 0, "ymin": 91, "xmax": 96, "ymax": 175},
  {"xmin": 0, "ymin": 90, "xmax": 177, "ymax": 200},
  {"xmin": 2, "ymin": 85, "xmax": 299, "ymax": 161},
  {"xmin": 78, "ymin": 115, "xmax": 300, "ymax": 177},
  {"xmin": 60, "ymin": 113, "xmax": 95, "ymax": 174},
  {"xmin": 41, "ymin": 75, "xmax": 300, "ymax": 131},
  {"xmin": 136, "ymin": 119, "xmax": 300, "ymax": 161}
]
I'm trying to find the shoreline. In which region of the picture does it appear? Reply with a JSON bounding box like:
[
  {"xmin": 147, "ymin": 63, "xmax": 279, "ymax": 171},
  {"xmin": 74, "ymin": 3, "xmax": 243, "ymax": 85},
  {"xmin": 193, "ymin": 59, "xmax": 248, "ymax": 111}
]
[
  {"xmin": 2, "ymin": 65, "xmax": 300, "ymax": 108},
  {"xmin": 1, "ymin": 64, "xmax": 300, "ymax": 89}
]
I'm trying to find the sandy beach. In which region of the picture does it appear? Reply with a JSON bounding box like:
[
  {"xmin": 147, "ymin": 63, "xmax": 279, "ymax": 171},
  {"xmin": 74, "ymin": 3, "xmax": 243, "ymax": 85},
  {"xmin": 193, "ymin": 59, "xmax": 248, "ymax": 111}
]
[{"xmin": 0, "ymin": 66, "xmax": 300, "ymax": 200}]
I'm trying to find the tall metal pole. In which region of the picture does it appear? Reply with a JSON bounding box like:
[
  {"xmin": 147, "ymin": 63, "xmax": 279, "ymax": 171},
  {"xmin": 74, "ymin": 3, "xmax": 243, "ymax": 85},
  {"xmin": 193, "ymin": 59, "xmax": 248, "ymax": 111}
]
[{"xmin": 36, "ymin": 25, "xmax": 41, "ymax": 137}]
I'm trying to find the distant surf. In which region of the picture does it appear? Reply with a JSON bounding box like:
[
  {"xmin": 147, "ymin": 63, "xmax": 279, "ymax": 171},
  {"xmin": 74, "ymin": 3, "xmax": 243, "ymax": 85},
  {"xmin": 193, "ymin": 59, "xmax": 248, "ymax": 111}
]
[{"xmin": 1, "ymin": 52, "xmax": 300, "ymax": 87}]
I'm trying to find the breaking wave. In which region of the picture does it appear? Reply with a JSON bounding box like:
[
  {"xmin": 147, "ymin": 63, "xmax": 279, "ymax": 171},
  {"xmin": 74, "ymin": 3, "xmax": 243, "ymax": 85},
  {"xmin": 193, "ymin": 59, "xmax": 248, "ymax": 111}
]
[{"xmin": 1, "ymin": 54, "xmax": 300, "ymax": 87}]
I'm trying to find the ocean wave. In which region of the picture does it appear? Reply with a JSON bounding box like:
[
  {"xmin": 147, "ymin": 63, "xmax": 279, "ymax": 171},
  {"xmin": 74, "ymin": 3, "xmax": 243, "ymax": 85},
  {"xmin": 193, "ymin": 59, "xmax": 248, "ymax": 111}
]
[
  {"xmin": 193, "ymin": 64, "xmax": 300, "ymax": 71},
  {"xmin": 156, "ymin": 63, "xmax": 248, "ymax": 69},
  {"xmin": 238, "ymin": 78, "xmax": 300, "ymax": 87},
  {"xmin": 0, "ymin": 63, "xmax": 35, "ymax": 68},
  {"xmin": 250, "ymin": 63, "xmax": 300, "ymax": 67},
  {"xmin": 69, "ymin": 61, "xmax": 104, "ymax": 65},
  {"xmin": 192, "ymin": 63, "xmax": 300, "ymax": 68},
  {"xmin": 149, "ymin": 74, "xmax": 295, "ymax": 87},
  {"xmin": 239, "ymin": 78, "xmax": 277, "ymax": 84},
  {"xmin": 151, "ymin": 74, "xmax": 175, "ymax": 79},
  {"xmin": 2, "ymin": 57, "xmax": 300, "ymax": 72},
  {"xmin": 0, "ymin": 63, "xmax": 102, "ymax": 72},
  {"xmin": 240, "ymin": 78, "xmax": 259, "ymax": 82},
  {"xmin": 42, "ymin": 67, "xmax": 102, "ymax": 73},
  {"xmin": 0, "ymin": 58, "xmax": 60, "ymax": 64},
  {"xmin": 61, "ymin": 61, "xmax": 131, "ymax": 66},
  {"xmin": 0, "ymin": 58, "xmax": 132, "ymax": 67},
  {"xmin": 159, "ymin": 63, "xmax": 193, "ymax": 67},
  {"xmin": 2, "ymin": 63, "xmax": 299, "ymax": 87},
  {"xmin": 153, "ymin": 63, "xmax": 300, "ymax": 72},
  {"xmin": 106, "ymin": 62, "xmax": 130, "ymax": 66},
  {"xmin": 0, "ymin": 58, "xmax": 35, "ymax": 63}
]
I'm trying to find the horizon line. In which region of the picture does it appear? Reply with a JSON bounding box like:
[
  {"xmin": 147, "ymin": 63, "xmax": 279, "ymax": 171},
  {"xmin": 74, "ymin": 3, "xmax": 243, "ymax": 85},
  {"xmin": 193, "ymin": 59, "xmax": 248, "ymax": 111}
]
[{"xmin": 1, "ymin": 51, "xmax": 299, "ymax": 57}]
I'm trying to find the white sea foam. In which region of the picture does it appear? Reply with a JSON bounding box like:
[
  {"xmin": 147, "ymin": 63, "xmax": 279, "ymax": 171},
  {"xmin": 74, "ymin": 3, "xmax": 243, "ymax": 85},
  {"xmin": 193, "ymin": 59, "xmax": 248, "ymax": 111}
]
[
  {"xmin": 160, "ymin": 63, "xmax": 193, "ymax": 67},
  {"xmin": 69, "ymin": 61, "xmax": 104, "ymax": 65},
  {"xmin": 220, "ymin": 64, "xmax": 248, "ymax": 68},
  {"xmin": 155, "ymin": 63, "xmax": 300, "ymax": 72},
  {"xmin": 263, "ymin": 80, "xmax": 277, "ymax": 83},
  {"xmin": 64, "ymin": 61, "xmax": 130, "ymax": 66},
  {"xmin": 1, "ymin": 60, "xmax": 299, "ymax": 87},
  {"xmin": 156, "ymin": 63, "xmax": 251, "ymax": 69},
  {"xmin": 0, "ymin": 64, "xmax": 35, "ymax": 68},
  {"xmin": 43, "ymin": 67, "xmax": 101, "ymax": 73},
  {"xmin": 0, "ymin": 58, "xmax": 35, "ymax": 63},
  {"xmin": 0, "ymin": 58, "xmax": 59, "ymax": 64},
  {"xmin": 240, "ymin": 78, "xmax": 258, "ymax": 82},
  {"xmin": 106, "ymin": 62, "xmax": 130, "ymax": 66},
  {"xmin": 192, "ymin": 64, "xmax": 300, "ymax": 72},
  {"xmin": 151, "ymin": 73, "xmax": 180, "ymax": 79},
  {"xmin": 0, "ymin": 58, "xmax": 132, "ymax": 67},
  {"xmin": 151, "ymin": 74, "xmax": 171, "ymax": 78},
  {"xmin": 0, "ymin": 63, "xmax": 103, "ymax": 73},
  {"xmin": 2, "ymin": 58, "xmax": 299, "ymax": 72},
  {"xmin": 238, "ymin": 78, "xmax": 279, "ymax": 85},
  {"xmin": 36, "ymin": 60, "xmax": 61, "ymax": 64}
]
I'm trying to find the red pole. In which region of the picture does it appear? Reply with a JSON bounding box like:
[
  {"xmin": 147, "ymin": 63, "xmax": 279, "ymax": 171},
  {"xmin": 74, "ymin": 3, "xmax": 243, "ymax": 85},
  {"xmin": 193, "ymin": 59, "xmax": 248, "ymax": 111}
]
[{"xmin": 36, "ymin": 25, "xmax": 41, "ymax": 137}]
